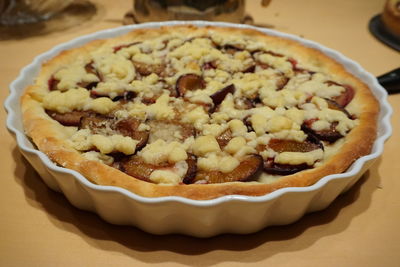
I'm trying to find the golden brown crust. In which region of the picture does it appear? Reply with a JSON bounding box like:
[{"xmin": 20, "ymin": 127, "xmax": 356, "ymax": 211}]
[{"xmin": 21, "ymin": 25, "xmax": 379, "ymax": 200}]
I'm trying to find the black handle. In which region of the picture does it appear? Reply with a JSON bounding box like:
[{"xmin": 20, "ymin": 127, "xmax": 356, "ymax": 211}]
[{"xmin": 377, "ymin": 67, "xmax": 400, "ymax": 94}]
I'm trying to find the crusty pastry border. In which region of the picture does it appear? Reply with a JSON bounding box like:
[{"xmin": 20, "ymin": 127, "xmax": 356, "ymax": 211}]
[{"xmin": 21, "ymin": 25, "xmax": 379, "ymax": 200}]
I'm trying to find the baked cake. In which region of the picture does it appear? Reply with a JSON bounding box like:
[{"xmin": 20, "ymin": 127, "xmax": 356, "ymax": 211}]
[{"xmin": 21, "ymin": 25, "xmax": 379, "ymax": 199}]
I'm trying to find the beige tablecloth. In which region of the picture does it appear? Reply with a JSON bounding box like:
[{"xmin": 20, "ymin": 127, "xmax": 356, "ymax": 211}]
[{"xmin": 1, "ymin": 0, "xmax": 399, "ymax": 266}]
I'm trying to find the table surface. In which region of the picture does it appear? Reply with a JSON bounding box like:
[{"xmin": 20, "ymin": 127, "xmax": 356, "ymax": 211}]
[{"xmin": 1, "ymin": 0, "xmax": 399, "ymax": 266}]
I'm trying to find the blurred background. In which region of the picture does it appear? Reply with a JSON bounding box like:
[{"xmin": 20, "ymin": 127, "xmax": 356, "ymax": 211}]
[{"xmin": 1, "ymin": 0, "xmax": 398, "ymax": 75}]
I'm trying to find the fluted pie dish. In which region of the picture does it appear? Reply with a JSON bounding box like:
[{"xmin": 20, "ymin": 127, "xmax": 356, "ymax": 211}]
[{"xmin": 5, "ymin": 21, "xmax": 391, "ymax": 237}]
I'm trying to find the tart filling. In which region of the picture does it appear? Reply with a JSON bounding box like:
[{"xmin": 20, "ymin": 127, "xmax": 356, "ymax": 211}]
[{"xmin": 21, "ymin": 25, "xmax": 379, "ymax": 199}]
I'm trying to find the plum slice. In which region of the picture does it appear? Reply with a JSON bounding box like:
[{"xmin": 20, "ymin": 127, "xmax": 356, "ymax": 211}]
[
  {"xmin": 221, "ymin": 44, "xmax": 244, "ymax": 55},
  {"xmin": 325, "ymin": 81, "xmax": 355, "ymax": 107},
  {"xmin": 267, "ymin": 137, "xmax": 323, "ymax": 153},
  {"xmin": 147, "ymin": 120, "xmax": 195, "ymax": 143},
  {"xmin": 208, "ymin": 84, "xmax": 236, "ymax": 113},
  {"xmin": 176, "ymin": 74, "xmax": 205, "ymax": 96},
  {"xmin": 325, "ymin": 98, "xmax": 352, "ymax": 118},
  {"xmin": 263, "ymin": 159, "xmax": 310, "ymax": 175},
  {"xmin": 288, "ymin": 58, "xmax": 299, "ymax": 71},
  {"xmin": 91, "ymin": 90, "xmax": 135, "ymax": 102},
  {"xmin": 263, "ymin": 137, "xmax": 323, "ymax": 175},
  {"xmin": 210, "ymin": 84, "xmax": 235, "ymax": 106},
  {"xmin": 216, "ymin": 129, "xmax": 233, "ymax": 148},
  {"xmin": 193, "ymin": 154, "xmax": 263, "ymax": 184},
  {"xmin": 257, "ymin": 62, "xmax": 270, "ymax": 70},
  {"xmin": 276, "ymin": 76, "xmax": 289, "ymax": 90},
  {"xmin": 243, "ymin": 65, "xmax": 256, "ymax": 73},
  {"xmin": 119, "ymin": 155, "xmax": 167, "ymax": 182},
  {"xmin": 49, "ymin": 62, "xmax": 101, "ymax": 91},
  {"xmin": 182, "ymin": 154, "xmax": 198, "ymax": 184},
  {"xmin": 78, "ymin": 62, "xmax": 100, "ymax": 89},
  {"xmin": 287, "ymin": 58, "xmax": 305, "ymax": 72},
  {"xmin": 114, "ymin": 119, "xmax": 149, "ymax": 150},
  {"xmin": 265, "ymin": 50, "xmax": 284, "ymax": 57},
  {"xmin": 234, "ymin": 97, "xmax": 255, "ymax": 110},
  {"xmin": 111, "ymin": 91, "xmax": 136, "ymax": 102},
  {"xmin": 48, "ymin": 76, "xmax": 59, "ymax": 91},
  {"xmin": 202, "ymin": 61, "xmax": 217, "ymax": 70},
  {"xmin": 80, "ymin": 114, "xmax": 149, "ymax": 150},
  {"xmin": 333, "ymin": 85, "xmax": 355, "ymax": 107},
  {"xmin": 133, "ymin": 61, "xmax": 165, "ymax": 76},
  {"xmin": 119, "ymin": 154, "xmax": 197, "ymax": 184},
  {"xmin": 140, "ymin": 85, "xmax": 178, "ymax": 104},
  {"xmin": 76, "ymin": 62, "xmax": 101, "ymax": 89},
  {"xmin": 79, "ymin": 113, "xmax": 110, "ymax": 131},
  {"xmin": 113, "ymin": 41, "xmax": 141, "ymax": 53},
  {"xmin": 301, "ymin": 120, "xmax": 342, "ymax": 143},
  {"xmin": 46, "ymin": 110, "xmax": 89, "ymax": 126},
  {"xmin": 141, "ymin": 92, "xmax": 163, "ymax": 104},
  {"xmin": 287, "ymin": 58, "xmax": 315, "ymax": 74}
]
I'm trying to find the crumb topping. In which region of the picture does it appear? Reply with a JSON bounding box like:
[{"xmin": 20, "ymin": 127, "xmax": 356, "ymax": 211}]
[{"xmin": 41, "ymin": 28, "xmax": 358, "ymax": 185}]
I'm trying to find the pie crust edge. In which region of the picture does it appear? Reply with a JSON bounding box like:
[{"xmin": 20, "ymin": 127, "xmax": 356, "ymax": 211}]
[{"xmin": 21, "ymin": 25, "xmax": 379, "ymax": 200}]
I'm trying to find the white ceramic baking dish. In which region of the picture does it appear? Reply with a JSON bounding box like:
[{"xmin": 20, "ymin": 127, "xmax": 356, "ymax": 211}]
[{"xmin": 5, "ymin": 21, "xmax": 392, "ymax": 237}]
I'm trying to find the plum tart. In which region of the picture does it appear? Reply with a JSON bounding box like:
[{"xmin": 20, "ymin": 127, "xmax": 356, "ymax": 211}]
[{"xmin": 21, "ymin": 25, "xmax": 379, "ymax": 200}]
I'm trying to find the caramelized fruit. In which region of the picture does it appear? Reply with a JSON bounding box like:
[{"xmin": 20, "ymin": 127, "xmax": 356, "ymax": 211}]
[
  {"xmin": 46, "ymin": 110, "xmax": 88, "ymax": 126},
  {"xmin": 193, "ymin": 155, "xmax": 263, "ymax": 184},
  {"xmin": 176, "ymin": 74, "xmax": 205, "ymax": 96}
]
